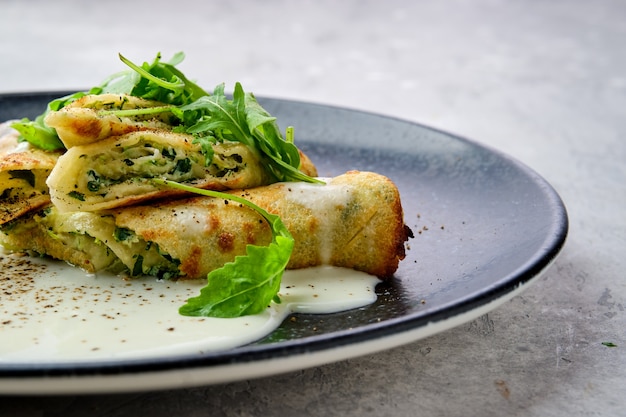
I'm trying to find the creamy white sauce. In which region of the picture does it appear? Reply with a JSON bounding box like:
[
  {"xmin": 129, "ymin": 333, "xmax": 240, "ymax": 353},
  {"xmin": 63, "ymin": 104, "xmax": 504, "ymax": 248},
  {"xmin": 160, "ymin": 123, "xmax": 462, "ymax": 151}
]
[
  {"xmin": 283, "ymin": 179, "xmax": 353, "ymax": 263},
  {"xmin": 0, "ymin": 249, "xmax": 379, "ymax": 362}
]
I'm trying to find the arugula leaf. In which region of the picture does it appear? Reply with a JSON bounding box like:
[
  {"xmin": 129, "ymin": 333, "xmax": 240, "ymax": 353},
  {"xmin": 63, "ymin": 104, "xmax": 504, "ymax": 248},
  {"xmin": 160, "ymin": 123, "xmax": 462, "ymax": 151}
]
[
  {"xmin": 152, "ymin": 179, "xmax": 294, "ymax": 318},
  {"xmin": 243, "ymin": 88, "xmax": 313, "ymax": 182},
  {"xmin": 10, "ymin": 52, "xmax": 206, "ymax": 150},
  {"xmin": 115, "ymin": 52, "xmax": 209, "ymax": 104},
  {"xmin": 174, "ymin": 82, "xmax": 322, "ymax": 184},
  {"xmin": 11, "ymin": 115, "xmax": 64, "ymax": 151},
  {"xmin": 12, "ymin": 51, "xmax": 319, "ymax": 186},
  {"xmin": 180, "ymin": 228, "xmax": 292, "ymax": 317}
]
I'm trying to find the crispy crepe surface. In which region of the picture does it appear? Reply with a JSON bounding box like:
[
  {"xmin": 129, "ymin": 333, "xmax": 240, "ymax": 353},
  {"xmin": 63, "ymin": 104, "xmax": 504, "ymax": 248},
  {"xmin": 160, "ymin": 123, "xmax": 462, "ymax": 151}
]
[
  {"xmin": 44, "ymin": 94, "xmax": 177, "ymax": 148},
  {"xmin": 2, "ymin": 171, "xmax": 409, "ymax": 279},
  {"xmin": 0, "ymin": 124, "xmax": 62, "ymax": 225}
]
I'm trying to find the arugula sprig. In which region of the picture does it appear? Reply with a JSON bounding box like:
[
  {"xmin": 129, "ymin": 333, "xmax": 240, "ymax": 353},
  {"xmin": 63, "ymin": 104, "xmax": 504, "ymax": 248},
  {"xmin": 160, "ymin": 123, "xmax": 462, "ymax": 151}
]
[
  {"xmin": 12, "ymin": 51, "xmax": 320, "ymax": 184},
  {"xmin": 174, "ymin": 83, "xmax": 323, "ymax": 183},
  {"xmin": 111, "ymin": 52, "xmax": 210, "ymax": 104},
  {"xmin": 11, "ymin": 52, "xmax": 207, "ymax": 150},
  {"xmin": 152, "ymin": 178, "xmax": 293, "ymax": 318}
]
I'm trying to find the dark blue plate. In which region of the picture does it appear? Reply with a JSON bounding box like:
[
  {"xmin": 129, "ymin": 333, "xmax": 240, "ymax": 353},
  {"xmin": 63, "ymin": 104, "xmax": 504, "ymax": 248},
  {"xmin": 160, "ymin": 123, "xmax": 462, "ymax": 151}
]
[{"xmin": 0, "ymin": 91, "xmax": 568, "ymax": 394}]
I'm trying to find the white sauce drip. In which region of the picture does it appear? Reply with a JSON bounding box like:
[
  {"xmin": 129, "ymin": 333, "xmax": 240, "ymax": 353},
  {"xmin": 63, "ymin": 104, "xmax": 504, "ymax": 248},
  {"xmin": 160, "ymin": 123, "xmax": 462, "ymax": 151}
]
[
  {"xmin": 0, "ymin": 251, "xmax": 379, "ymax": 362},
  {"xmin": 283, "ymin": 179, "xmax": 352, "ymax": 264}
]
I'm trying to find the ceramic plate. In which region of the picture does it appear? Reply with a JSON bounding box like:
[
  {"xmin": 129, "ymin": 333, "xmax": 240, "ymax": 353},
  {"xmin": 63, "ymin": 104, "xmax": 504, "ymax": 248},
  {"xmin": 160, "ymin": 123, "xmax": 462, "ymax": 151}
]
[{"xmin": 0, "ymin": 92, "xmax": 568, "ymax": 394}]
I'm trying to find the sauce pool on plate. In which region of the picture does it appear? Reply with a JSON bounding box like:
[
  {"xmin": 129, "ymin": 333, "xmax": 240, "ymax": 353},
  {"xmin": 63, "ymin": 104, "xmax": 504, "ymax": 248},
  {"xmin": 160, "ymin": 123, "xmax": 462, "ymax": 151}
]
[{"xmin": 0, "ymin": 249, "xmax": 379, "ymax": 362}]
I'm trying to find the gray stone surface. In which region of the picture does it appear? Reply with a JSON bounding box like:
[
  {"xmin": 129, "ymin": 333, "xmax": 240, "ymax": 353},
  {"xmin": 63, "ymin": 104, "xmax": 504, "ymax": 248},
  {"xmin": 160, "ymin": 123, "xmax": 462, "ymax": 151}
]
[{"xmin": 1, "ymin": 0, "xmax": 625, "ymax": 415}]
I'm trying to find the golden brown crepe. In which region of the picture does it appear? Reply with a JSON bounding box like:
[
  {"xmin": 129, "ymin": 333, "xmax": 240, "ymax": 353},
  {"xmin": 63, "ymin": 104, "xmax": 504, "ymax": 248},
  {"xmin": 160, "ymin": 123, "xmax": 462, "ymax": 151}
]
[
  {"xmin": 2, "ymin": 171, "xmax": 409, "ymax": 278},
  {"xmin": 0, "ymin": 123, "xmax": 62, "ymax": 225},
  {"xmin": 43, "ymin": 94, "xmax": 177, "ymax": 148},
  {"xmin": 0, "ymin": 207, "xmax": 122, "ymax": 273},
  {"xmin": 46, "ymin": 129, "xmax": 318, "ymax": 213}
]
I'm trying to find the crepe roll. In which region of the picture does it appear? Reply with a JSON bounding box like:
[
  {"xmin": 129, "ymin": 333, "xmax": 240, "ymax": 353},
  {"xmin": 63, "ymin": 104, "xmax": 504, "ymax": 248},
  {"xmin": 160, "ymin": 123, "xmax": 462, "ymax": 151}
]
[
  {"xmin": 0, "ymin": 123, "xmax": 62, "ymax": 225},
  {"xmin": 44, "ymin": 94, "xmax": 177, "ymax": 148},
  {"xmin": 46, "ymin": 129, "xmax": 318, "ymax": 212},
  {"xmin": 0, "ymin": 207, "xmax": 122, "ymax": 273},
  {"xmin": 2, "ymin": 171, "xmax": 410, "ymax": 279}
]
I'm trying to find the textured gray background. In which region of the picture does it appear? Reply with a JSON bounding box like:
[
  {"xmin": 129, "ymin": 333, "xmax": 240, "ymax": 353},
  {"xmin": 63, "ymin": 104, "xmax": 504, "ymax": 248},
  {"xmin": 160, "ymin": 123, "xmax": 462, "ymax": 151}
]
[{"xmin": 1, "ymin": 0, "xmax": 625, "ymax": 415}]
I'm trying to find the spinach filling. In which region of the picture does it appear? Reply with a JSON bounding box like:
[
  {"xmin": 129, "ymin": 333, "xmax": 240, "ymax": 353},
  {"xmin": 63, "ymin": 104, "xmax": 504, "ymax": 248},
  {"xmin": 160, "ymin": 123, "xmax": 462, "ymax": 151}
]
[
  {"xmin": 9, "ymin": 170, "xmax": 36, "ymax": 188},
  {"xmin": 1, "ymin": 169, "xmax": 49, "ymax": 203},
  {"xmin": 114, "ymin": 226, "xmax": 181, "ymax": 280},
  {"xmin": 0, "ymin": 188, "xmax": 14, "ymax": 202},
  {"xmin": 83, "ymin": 141, "xmax": 199, "ymax": 193},
  {"xmin": 80, "ymin": 139, "xmax": 244, "ymax": 196}
]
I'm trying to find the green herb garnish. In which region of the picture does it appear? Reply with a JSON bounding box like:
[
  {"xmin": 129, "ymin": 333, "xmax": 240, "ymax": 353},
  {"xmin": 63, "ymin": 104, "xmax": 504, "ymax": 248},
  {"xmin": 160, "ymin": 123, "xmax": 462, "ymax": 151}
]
[
  {"xmin": 602, "ymin": 342, "xmax": 618, "ymax": 348},
  {"xmin": 12, "ymin": 51, "xmax": 320, "ymax": 185},
  {"xmin": 10, "ymin": 114, "xmax": 64, "ymax": 151},
  {"xmin": 172, "ymin": 83, "xmax": 322, "ymax": 183},
  {"xmin": 12, "ymin": 51, "xmax": 319, "ymax": 318},
  {"xmin": 153, "ymin": 179, "xmax": 293, "ymax": 318},
  {"xmin": 67, "ymin": 191, "xmax": 85, "ymax": 201},
  {"xmin": 115, "ymin": 52, "xmax": 209, "ymax": 104},
  {"xmin": 113, "ymin": 227, "xmax": 134, "ymax": 242},
  {"xmin": 10, "ymin": 52, "xmax": 207, "ymax": 151}
]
